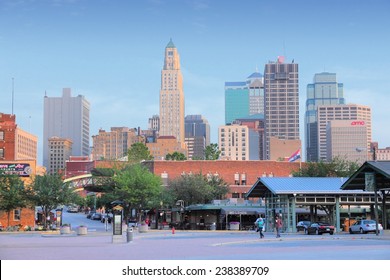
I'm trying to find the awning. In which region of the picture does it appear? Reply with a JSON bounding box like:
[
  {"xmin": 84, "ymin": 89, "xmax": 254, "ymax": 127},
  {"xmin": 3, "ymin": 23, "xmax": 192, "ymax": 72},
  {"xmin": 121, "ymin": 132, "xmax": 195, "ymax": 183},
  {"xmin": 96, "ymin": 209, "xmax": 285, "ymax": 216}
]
[{"xmin": 220, "ymin": 207, "xmax": 264, "ymax": 215}]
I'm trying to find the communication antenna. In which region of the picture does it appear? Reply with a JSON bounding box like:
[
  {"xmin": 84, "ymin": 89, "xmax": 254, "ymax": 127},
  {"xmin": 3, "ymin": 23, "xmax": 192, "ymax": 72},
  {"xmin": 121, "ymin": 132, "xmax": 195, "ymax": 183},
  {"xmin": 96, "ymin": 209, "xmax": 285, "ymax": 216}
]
[{"xmin": 12, "ymin": 77, "xmax": 14, "ymax": 115}]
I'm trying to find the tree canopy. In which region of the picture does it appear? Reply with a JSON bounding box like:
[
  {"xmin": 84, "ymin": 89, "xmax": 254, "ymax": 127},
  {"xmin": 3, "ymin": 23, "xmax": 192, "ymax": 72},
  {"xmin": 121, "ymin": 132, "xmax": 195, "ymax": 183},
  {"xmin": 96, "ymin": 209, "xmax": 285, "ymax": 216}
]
[
  {"xmin": 111, "ymin": 164, "xmax": 162, "ymax": 221},
  {"xmin": 28, "ymin": 173, "xmax": 79, "ymax": 229},
  {"xmin": 166, "ymin": 173, "xmax": 229, "ymax": 206},
  {"xmin": 127, "ymin": 142, "xmax": 153, "ymax": 164},
  {"xmin": 0, "ymin": 173, "xmax": 28, "ymax": 227},
  {"xmin": 204, "ymin": 143, "xmax": 221, "ymax": 160},
  {"xmin": 165, "ymin": 151, "xmax": 187, "ymax": 161},
  {"xmin": 292, "ymin": 156, "xmax": 360, "ymax": 177}
]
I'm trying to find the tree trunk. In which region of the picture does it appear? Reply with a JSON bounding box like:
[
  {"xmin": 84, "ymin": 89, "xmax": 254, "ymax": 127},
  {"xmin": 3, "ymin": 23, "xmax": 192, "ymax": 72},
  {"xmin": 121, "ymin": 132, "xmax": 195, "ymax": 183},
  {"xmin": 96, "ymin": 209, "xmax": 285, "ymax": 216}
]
[{"xmin": 7, "ymin": 210, "xmax": 10, "ymax": 227}]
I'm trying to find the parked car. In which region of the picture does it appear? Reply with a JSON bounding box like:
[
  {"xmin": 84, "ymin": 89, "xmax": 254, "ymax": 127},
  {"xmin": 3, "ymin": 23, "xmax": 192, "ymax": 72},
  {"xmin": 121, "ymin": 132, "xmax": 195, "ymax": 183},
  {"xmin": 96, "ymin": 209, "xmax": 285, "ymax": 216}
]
[
  {"xmin": 349, "ymin": 219, "xmax": 383, "ymax": 234},
  {"xmin": 100, "ymin": 213, "xmax": 113, "ymax": 223},
  {"xmin": 67, "ymin": 205, "xmax": 78, "ymax": 213},
  {"xmin": 307, "ymin": 222, "xmax": 334, "ymax": 235},
  {"xmin": 296, "ymin": 221, "xmax": 311, "ymax": 233},
  {"xmin": 90, "ymin": 213, "xmax": 102, "ymax": 221},
  {"xmin": 86, "ymin": 211, "xmax": 96, "ymax": 219}
]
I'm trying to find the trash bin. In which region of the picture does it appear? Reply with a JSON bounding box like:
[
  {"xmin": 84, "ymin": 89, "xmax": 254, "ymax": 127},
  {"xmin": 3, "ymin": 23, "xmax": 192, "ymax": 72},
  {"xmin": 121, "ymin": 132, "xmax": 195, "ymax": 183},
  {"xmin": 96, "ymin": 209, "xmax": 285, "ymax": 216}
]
[{"xmin": 127, "ymin": 227, "xmax": 133, "ymax": 242}]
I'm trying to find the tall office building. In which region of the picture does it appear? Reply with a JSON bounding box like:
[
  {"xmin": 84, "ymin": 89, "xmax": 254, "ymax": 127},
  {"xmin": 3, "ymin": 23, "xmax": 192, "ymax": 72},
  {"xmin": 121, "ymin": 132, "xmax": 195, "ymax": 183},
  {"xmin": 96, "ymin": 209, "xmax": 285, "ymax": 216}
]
[
  {"xmin": 218, "ymin": 123, "xmax": 260, "ymax": 161},
  {"xmin": 235, "ymin": 115, "xmax": 265, "ymax": 160},
  {"xmin": 43, "ymin": 88, "xmax": 90, "ymax": 168},
  {"xmin": 47, "ymin": 136, "xmax": 73, "ymax": 174},
  {"xmin": 317, "ymin": 104, "xmax": 372, "ymax": 161},
  {"xmin": 305, "ymin": 72, "xmax": 345, "ymax": 162},
  {"xmin": 91, "ymin": 127, "xmax": 143, "ymax": 160},
  {"xmin": 159, "ymin": 39, "xmax": 185, "ymax": 144},
  {"xmin": 15, "ymin": 127, "xmax": 38, "ymax": 161},
  {"xmin": 326, "ymin": 120, "xmax": 368, "ymax": 164},
  {"xmin": 225, "ymin": 71, "xmax": 264, "ymax": 125},
  {"xmin": 185, "ymin": 115, "xmax": 210, "ymax": 159},
  {"xmin": 264, "ymin": 57, "xmax": 300, "ymax": 160}
]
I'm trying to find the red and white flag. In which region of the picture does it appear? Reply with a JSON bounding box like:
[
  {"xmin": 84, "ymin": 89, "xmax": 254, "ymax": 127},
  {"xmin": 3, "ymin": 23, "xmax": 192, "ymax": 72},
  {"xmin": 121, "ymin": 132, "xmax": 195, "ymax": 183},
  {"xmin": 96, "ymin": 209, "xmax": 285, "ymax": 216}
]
[{"xmin": 288, "ymin": 149, "xmax": 301, "ymax": 162}]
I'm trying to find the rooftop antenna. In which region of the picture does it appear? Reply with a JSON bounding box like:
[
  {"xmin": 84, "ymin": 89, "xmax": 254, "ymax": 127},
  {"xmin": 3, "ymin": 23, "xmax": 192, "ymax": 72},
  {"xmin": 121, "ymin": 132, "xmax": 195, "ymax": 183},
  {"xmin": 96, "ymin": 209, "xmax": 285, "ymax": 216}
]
[{"xmin": 12, "ymin": 77, "xmax": 14, "ymax": 115}]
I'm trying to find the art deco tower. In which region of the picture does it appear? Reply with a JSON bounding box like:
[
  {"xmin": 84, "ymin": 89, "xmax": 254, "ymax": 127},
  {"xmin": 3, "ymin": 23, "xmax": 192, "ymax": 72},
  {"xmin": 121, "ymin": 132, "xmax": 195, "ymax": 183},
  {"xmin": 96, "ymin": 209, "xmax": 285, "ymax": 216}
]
[{"xmin": 159, "ymin": 39, "xmax": 185, "ymax": 144}]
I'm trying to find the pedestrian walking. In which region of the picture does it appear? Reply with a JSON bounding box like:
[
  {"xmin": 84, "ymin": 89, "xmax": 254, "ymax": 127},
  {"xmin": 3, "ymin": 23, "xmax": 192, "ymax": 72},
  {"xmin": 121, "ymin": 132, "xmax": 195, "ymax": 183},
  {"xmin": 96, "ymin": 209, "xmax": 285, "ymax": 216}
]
[
  {"xmin": 255, "ymin": 216, "xmax": 265, "ymax": 238},
  {"xmin": 275, "ymin": 215, "xmax": 283, "ymax": 238}
]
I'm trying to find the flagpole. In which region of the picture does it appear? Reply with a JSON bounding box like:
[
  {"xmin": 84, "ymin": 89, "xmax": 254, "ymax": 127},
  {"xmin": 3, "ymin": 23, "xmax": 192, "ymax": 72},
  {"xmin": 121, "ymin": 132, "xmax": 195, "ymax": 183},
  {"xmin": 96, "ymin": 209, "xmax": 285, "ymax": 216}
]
[{"xmin": 300, "ymin": 145, "xmax": 302, "ymax": 170}]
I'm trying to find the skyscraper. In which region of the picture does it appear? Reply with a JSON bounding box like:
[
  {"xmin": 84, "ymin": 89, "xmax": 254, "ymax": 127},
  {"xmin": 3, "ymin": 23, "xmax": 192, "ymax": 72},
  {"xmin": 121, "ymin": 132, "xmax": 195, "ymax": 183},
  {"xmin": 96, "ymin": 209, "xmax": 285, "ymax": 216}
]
[
  {"xmin": 305, "ymin": 72, "xmax": 345, "ymax": 162},
  {"xmin": 326, "ymin": 120, "xmax": 368, "ymax": 164},
  {"xmin": 224, "ymin": 71, "xmax": 264, "ymax": 124},
  {"xmin": 317, "ymin": 104, "xmax": 372, "ymax": 161},
  {"xmin": 264, "ymin": 57, "xmax": 300, "ymax": 160},
  {"xmin": 185, "ymin": 115, "xmax": 210, "ymax": 159},
  {"xmin": 43, "ymin": 88, "xmax": 90, "ymax": 168},
  {"xmin": 159, "ymin": 39, "xmax": 185, "ymax": 144}
]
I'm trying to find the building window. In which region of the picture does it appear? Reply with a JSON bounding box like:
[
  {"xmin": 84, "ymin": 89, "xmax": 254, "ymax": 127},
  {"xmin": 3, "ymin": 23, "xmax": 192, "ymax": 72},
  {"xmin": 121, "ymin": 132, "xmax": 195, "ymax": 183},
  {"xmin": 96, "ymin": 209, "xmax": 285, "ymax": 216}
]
[
  {"xmin": 0, "ymin": 148, "xmax": 4, "ymax": 158},
  {"xmin": 232, "ymin": 193, "xmax": 240, "ymax": 198},
  {"xmin": 14, "ymin": 209, "xmax": 21, "ymax": 221},
  {"xmin": 0, "ymin": 130, "xmax": 4, "ymax": 140},
  {"xmin": 234, "ymin": 173, "xmax": 240, "ymax": 185}
]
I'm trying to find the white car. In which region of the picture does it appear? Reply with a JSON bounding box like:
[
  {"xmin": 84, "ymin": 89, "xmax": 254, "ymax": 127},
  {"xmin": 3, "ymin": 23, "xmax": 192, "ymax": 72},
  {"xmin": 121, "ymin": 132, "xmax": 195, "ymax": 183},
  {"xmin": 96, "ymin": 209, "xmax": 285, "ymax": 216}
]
[{"xmin": 349, "ymin": 219, "xmax": 383, "ymax": 234}]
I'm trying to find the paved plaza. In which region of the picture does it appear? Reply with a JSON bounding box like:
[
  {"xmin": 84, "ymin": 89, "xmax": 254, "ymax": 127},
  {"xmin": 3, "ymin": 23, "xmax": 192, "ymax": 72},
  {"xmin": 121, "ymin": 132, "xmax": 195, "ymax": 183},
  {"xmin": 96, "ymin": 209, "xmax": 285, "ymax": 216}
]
[{"xmin": 1, "ymin": 228, "xmax": 390, "ymax": 260}]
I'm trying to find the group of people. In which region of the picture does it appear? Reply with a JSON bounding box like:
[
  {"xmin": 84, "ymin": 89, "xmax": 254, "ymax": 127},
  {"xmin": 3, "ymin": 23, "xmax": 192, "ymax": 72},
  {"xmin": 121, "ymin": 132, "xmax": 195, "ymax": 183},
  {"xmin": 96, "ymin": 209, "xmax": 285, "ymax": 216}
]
[{"xmin": 255, "ymin": 214, "xmax": 283, "ymax": 239}]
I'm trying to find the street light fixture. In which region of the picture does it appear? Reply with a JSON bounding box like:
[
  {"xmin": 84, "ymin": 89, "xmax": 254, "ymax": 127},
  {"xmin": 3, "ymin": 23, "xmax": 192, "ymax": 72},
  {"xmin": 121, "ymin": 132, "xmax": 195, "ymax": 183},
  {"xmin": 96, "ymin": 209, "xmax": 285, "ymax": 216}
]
[
  {"xmin": 176, "ymin": 200, "xmax": 185, "ymax": 228},
  {"xmin": 86, "ymin": 192, "xmax": 97, "ymax": 211}
]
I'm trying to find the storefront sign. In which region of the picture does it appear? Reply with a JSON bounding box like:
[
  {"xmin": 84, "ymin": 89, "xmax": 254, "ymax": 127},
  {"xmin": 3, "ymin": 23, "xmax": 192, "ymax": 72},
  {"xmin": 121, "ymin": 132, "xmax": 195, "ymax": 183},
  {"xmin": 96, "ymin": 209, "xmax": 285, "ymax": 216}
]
[{"xmin": 0, "ymin": 163, "xmax": 32, "ymax": 177}]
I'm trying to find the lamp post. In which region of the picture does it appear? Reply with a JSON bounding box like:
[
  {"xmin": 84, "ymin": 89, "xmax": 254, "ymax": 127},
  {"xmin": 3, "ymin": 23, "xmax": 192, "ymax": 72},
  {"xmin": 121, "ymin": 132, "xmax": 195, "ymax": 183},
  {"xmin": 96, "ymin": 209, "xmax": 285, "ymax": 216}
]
[
  {"xmin": 87, "ymin": 192, "xmax": 97, "ymax": 211},
  {"xmin": 176, "ymin": 200, "xmax": 184, "ymax": 228},
  {"xmin": 292, "ymin": 194, "xmax": 297, "ymax": 233}
]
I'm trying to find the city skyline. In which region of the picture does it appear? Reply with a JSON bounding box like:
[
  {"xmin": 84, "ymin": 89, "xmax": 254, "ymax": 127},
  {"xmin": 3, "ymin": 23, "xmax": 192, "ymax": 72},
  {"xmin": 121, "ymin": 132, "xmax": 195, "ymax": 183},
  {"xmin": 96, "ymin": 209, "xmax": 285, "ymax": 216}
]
[{"xmin": 1, "ymin": 0, "xmax": 389, "ymax": 164}]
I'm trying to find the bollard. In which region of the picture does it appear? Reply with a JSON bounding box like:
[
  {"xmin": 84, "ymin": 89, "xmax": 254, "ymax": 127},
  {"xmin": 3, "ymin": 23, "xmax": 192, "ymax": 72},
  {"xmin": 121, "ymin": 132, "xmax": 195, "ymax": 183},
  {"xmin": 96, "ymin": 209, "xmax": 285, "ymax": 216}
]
[
  {"xmin": 127, "ymin": 227, "xmax": 133, "ymax": 242},
  {"xmin": 172, "ymin": 226, "xmax": 175, "ymax": 234}
]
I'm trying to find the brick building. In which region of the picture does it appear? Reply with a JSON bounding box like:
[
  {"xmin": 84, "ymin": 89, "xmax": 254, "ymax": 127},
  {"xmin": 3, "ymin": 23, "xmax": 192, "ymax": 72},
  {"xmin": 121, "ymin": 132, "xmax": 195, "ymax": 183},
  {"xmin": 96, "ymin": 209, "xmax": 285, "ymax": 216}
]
[
  {"xmin": 0, "ymin": 113, "xmax": 38, "ymax": 161},
  {"xmin": 0, "ymin": 113, "xmax": 17, "ymax": 160},
  {"xmin": 0, "ymin": 160, "xmax": 37, "ymax": 230},
  {"xmin": 142, "ymin": 160, "xmax": 301, "ymax": 199}
]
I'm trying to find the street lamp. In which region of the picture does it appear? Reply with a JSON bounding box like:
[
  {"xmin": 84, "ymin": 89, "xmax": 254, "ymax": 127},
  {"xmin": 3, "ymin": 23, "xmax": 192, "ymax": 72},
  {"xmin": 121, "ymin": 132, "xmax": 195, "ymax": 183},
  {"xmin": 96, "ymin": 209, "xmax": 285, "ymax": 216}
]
[
  {"xmin": 176, "ymin": 200, "xmax": 185, "ymax": 228},
  {"xmin": 86, "ymin": 192, "xmax": 97, "ymax": 211}
]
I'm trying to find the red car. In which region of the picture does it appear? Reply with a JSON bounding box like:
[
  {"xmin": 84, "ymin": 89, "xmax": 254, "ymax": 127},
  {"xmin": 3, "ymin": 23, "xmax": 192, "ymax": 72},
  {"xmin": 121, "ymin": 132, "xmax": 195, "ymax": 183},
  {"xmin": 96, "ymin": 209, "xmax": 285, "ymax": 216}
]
[{"xmin": 307, "ymin": 222, "xmax": 334, "ymax": 235}]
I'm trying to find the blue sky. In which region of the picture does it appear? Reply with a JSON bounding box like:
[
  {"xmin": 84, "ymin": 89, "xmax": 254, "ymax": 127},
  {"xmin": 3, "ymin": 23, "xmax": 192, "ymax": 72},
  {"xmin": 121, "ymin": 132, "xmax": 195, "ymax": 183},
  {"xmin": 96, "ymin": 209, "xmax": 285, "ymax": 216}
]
[{"xmin": 1, "ymin": 0, "xmax": 389, "ymax": 164}]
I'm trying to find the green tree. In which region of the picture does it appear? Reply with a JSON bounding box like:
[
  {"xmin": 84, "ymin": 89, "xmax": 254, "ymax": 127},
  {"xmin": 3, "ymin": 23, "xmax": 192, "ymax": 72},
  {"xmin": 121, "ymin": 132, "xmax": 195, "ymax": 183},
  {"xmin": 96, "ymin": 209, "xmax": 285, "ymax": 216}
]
[
  {"xmin": 0, "ymin": 173, "xmax": 28, "ymax": 227},
  {"xmin": 207, "ymin": 174, "xmax": 230, "ymax": 200},
  {"xmin": 165, "ymin": 151, "xmax": 187, "ymax": 161},
  {"xmin": 166, "ymin": 173, "xmax": 229, "ymax": 206},
  {"xmin": 28, "ymin": 174, "xmax": 79, "ymax": 229},
  {"xmin": 292, "ymin": 156, "xmax": 359, "ymax": 177},
  {"xmin": 204, "ymin": 143, "xmax": 221, "ymax": 160},
  {"xmin": 127, "ymin": 142, "xmax": 153, "ymax": 164},
  {"xmin": 112, "ymin": 164, "xmax": 162, "ymax": 222}
]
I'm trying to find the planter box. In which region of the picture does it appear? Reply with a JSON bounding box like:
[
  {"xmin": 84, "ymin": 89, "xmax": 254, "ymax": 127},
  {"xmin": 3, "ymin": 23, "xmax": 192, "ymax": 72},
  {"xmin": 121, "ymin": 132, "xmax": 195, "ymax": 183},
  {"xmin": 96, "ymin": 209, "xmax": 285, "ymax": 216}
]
[
  {"xmin": 229, "ymin": 222, "xmax": 240, "ymax": 231},
  {"xmin": 138, "ymin": 224, "xmax": 148, "ymax": 233},
  {"xmin": 77, "ymin": 226, "xmax": 87, "ymax": 235},
  {"xmin": 60, "ymin": 226, "xmax": 71, "ymax": 234}
]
